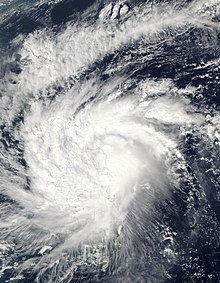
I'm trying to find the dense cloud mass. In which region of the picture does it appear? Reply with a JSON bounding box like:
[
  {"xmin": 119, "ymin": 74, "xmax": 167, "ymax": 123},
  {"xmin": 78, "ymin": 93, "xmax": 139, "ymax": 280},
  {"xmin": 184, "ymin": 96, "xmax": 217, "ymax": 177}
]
[{"xmin": 0, "ymin": 0, "xmax": 220, "ymax": 282}]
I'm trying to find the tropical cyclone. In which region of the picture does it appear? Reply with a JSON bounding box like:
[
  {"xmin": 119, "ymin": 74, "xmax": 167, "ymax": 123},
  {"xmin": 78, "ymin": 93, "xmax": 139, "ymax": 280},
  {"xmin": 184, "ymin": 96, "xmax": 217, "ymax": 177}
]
[
  {"xmin": 20, "ymin": 78, "xmax": 199, "ymax": 243},
  {"xmin": 0, "ymin": 0, "xmax": 220, "ymax": 282}
]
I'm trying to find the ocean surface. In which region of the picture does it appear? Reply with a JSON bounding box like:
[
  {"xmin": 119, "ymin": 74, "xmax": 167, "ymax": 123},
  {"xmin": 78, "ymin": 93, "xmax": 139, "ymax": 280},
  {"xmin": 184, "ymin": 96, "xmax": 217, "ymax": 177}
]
[{"xmin": 0, "ymin": 0, "xmax": 220, "ymax": 282}]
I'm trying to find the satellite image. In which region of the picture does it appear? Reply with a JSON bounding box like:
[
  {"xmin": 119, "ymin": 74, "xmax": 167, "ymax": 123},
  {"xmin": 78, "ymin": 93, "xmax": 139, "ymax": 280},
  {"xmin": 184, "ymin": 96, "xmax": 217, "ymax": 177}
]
[{"xmin": 0, "ymin": 0, "xmax": 220, "ymax": 282}]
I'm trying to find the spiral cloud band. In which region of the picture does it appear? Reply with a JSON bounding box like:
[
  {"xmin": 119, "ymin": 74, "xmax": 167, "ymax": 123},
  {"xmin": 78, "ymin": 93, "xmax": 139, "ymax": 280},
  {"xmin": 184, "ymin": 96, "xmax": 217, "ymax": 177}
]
[
  {"xmin": 0, "ymin": 0, "xmax": 220, "ymax": 282},
  {"xmin": 21, "ymin": 79, "xmax": 196, "ymax": 241}
]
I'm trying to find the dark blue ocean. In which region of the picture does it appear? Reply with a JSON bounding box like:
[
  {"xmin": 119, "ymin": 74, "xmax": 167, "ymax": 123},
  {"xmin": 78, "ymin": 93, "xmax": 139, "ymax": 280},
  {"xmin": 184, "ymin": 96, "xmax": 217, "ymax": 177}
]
[{"xmin": 0, "ymin": 1, "xmax": 220, "ymax": 282}]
